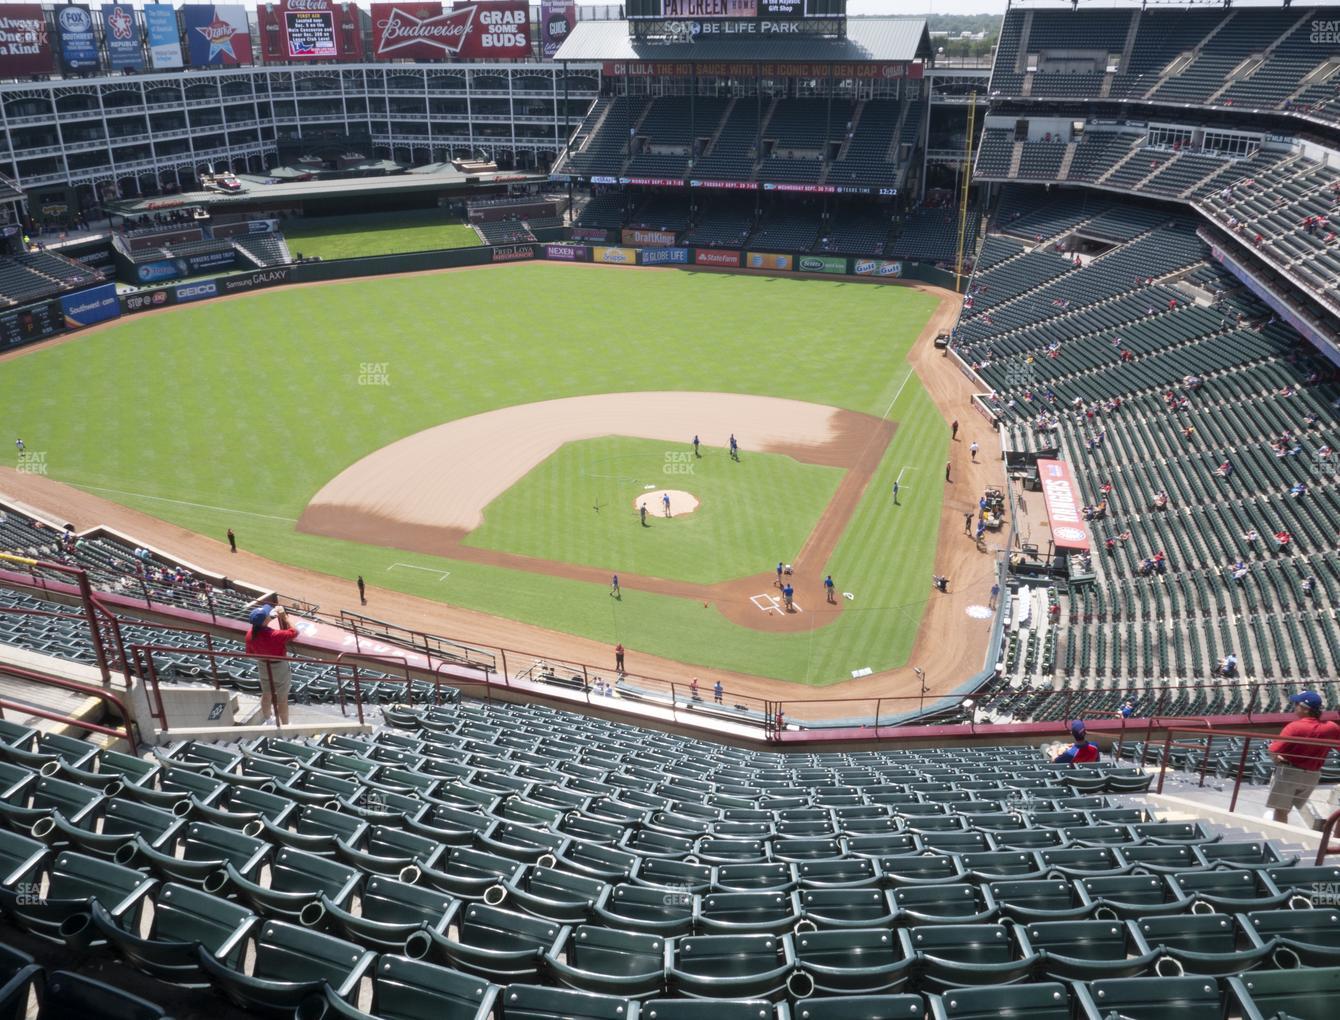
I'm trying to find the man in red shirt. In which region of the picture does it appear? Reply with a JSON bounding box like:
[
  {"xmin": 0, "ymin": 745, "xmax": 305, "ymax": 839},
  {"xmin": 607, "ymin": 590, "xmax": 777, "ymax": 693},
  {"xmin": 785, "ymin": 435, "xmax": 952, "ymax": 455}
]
[
  {"xmin": 244, "ymin": 604, "xmax": 298, "ymax": 726},
  {"xmin": 1267, "ymin": 691, "xmax": 1340, "ymax": 823}
]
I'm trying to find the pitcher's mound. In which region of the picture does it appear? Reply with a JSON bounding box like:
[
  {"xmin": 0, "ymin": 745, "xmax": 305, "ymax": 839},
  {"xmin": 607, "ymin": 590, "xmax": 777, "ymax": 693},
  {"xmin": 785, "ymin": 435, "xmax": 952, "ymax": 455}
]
[{"xmin": 636, "ymin": 490, "xmax": 699, "ymax": 518}]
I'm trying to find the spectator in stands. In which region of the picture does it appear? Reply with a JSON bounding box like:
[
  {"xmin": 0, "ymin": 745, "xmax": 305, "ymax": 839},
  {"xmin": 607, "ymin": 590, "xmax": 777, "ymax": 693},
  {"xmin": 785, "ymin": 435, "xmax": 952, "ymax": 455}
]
[
  {"xmin": 1266, "ymin": 691, "xmax": 1340, "ymax": 824},
  {"xmin": 1232, "ymin": 560, "xmax": 1249, "ymax": 583},
  {"xmin": 1289, "ymin": 481, "xmax": 1307, "ymax": 499},
  {"xmin": 245, "ymin": 604, "xmax": 298, "ymax": 726},
  {"xmin": 1053, "ymin": 721, "xmax": 1100, "ymax": 764},
  {"xmin": 1215, "ymin": 459, "xmax": 1234, "ymax": 478},
  {"xmin": 689, "ymin": 677, "xmax": 700, "ymax": 702},
  {"xmin": 1301, "ymin": 577, "xmax": 1315, "ymax": 599},
  {"xmin": 1218, "ymin": 653, "xmax": 1238, "ymax": 677},
  {"xmin": 1242, "ymin": 529, "xmax": 1259, "ymax": 545},
  {"xmin": 714, "ymin": 680, "xmax": 724, "ymax": 704},
  {"xmin": 1152, "ymin": 491, "xmax": 1169, "ymax": 510},
  {"xmin": 1116, "ymin": 698, "xmax": 1137, "ymax": 720},
  {"xmin": 1274, "ymin": 530, "xmax": 1292, "ymax": 549}
]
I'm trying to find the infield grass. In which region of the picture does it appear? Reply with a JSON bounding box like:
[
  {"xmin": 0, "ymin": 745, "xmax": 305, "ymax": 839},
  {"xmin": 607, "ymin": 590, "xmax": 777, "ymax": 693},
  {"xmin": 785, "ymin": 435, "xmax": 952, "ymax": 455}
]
[
  {"xmin": 464, "ymin": 436, "xmax": 844, "ymax": 585},
  {"xmin": 281, "ymin": 210, "xmax": 480, "ymax": 260},
  {"xmin": 0, "ymin": 264, "xmax": 946, "ymax": 683}
]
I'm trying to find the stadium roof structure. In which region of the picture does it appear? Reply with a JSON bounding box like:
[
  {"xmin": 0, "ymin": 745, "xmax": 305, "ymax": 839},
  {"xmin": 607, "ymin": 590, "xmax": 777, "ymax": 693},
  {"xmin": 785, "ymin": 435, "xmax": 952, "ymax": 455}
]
[
  {"xmin": 554, "ymin": 17, "xmax": 933, "ymax": 64},
  {"xmin": 104, "ymin": 167, "xmax": 545, "ymax": 215}
]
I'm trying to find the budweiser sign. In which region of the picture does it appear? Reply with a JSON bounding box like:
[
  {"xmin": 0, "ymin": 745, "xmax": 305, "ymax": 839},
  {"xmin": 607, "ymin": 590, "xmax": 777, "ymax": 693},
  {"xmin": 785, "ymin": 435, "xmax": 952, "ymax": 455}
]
[
  {"xmin": 285, "ymin": 0, "xmax": 331, "ymax": 8},
  {"xmin": 373, "ymin": 3, "xmax": 475, "ymax": 57}
]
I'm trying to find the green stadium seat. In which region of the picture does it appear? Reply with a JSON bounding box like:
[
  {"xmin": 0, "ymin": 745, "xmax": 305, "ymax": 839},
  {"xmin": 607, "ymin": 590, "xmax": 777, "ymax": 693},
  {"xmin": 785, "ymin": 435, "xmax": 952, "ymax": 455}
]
[
  {"xmin": 1169, "ymin": 869, "xmax": 1290, "ymax": 912},
  {"xmin": 198, "ymin": 919, "xmax": 375, "ymax": 1018},
  {"xmin": 881, "ymin": 854, "xmax": 968, "ymax": 886},
  {"xmin": 123, "ymin": 821, "xmax": 269, "ymax": 886},
  {"xmin": 334, "ymin": 824, "xmax": 446, "ymax": 877},
  {"xmin": 1076, "ymin": 875, "xmax": 1193, "ymax": 919},
  {"xmin": 0, "ymin": 942, "xmax": 38, "ymax": 1020},
  {"xmin": 1228, "ymin": 963, "xmax": 1340, "ymax": 1020},
  {"xmin": 892, "ymin": 883, "xmax": 998, "ymax": 925},
  {"xmin": 698, "ymin": 891, "xmax": 803, "ymax": 935},
  {"xmin": 407, "ymin": 902, "xmax": 564, "ymax": 984},
  {"xmin": 1129, "ymin": 913, "xmax": 1274, "ymax": 976},
  {"xmin": 501, "ymin": 865, "xmax": 611, "ymax": 924},
  {"xmin": 794, "ymin": 858, "xmax": 879, "ymax": 890},
  {"xmin": 900, "ymin": 923, "xmax": 1038, "ymax": 990},
  {"xmin": 596, "ymin": 882, "xmax": 695, "ymax": 937},
  {"xmin": 798, "ymin": 888, "xmax": 897, "ymax": 929},
  {"xmin": 39, "ymin": 969, "xmax": 168, "ymax": 1020},
  {"xmin": 1117, "ymin": 844, "xmax": 1204, "ymax": 874},
  {"xmin": 316, "ymin": 873, "xmax": 456, "ymax": 951},
  {"xmin": 666, "ymin": 932, "xmax": 795, "ymax": 999},
  {"xmin": 1200, "ymin": 842, "xmax": 1294, "ymax": 870},
  {"xmin": 498, "ymin": 983, "xmax": 637, "ymax": 1019},
  {"xmin": 791, "ymin": 927, "xmax": 913, "ymax": 996},
  {"xmin": 91, "ymin": 881, "xmax": 257, "ymax": 986},
  {"xmin": 716, "ymin": 863, "xmax": 797, "ymax": 892},
  {"xmin": 193, "ymin": 785, "xmax": 298, "ymax": 830},
  {"xmin": 1077, "ymin": 975, "xmax": 1224, "ymax": 1020},
  {"xmin": 962, "ymin": 851, "xmax": 1047, "ymax": 881},
  {"xmin": 639, "ymin": 999, "xmax": 776, "ymax": 1020},
  {"xmin": 218, "ymin": 846, "xmax": 361, "ymax": 922},
  {"xmin": 415, "ymin": 846, "xmax": 524, "ymax": 899},
  {"xmin": 543, "ymin": 924, "xmax": 666, "ymax": 997},
  {"xmin": 1242, "ymin": 909, "xmax": 1340, "ymax": 966},
  {"xmin": 791, "ymin": 994, "xmax": 927, "ymax": 1019},
  {"xmin": 4, "ymin": 850, "xmax": 154, "ymax": 946},
  {"xmin": 1017, "ymin": 919, "xmax": 1159, "ymax": 979},
  {"xmin": 1262, "ymin": 865, "xmax": 1340, "ymax": 901},
  {"xmin": 0, "ymin": 828, "xmax": 46, "ymax": 894},
  {"xmin": 298, "ymin": 954, "xmax": 497, "ymax": 1020},
  {"xmin": 1039, "ymin": 847, "xmax": 1129, "ymax": 878},
  {"xmin": 988, "ymin": 879, "xmax": 1094, "ymax": 922},
  {"xmin": 928, "ymin": 981, "xmax": 1079, "ymax": 1020}
]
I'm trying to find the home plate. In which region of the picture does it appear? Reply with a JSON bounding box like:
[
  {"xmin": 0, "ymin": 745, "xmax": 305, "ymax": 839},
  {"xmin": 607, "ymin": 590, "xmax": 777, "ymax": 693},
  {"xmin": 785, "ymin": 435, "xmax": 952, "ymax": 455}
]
[{"xmin": 750, "ymin": 593, "xmax": 802, "ymax": 614}]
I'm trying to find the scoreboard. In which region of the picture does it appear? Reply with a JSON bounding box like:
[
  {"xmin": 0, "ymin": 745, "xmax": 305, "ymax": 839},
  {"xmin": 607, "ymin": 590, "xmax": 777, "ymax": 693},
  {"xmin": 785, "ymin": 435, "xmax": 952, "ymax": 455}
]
[{"xmin": 626, "ymin": 0, "xmax": 844, "ymax": 19}]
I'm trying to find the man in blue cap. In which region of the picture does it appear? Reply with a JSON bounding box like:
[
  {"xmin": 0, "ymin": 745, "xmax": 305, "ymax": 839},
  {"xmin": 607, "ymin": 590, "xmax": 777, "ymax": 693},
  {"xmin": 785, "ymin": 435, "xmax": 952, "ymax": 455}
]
[
  {"xmin": 1266, "ymin": 690, "xmax": 1340, "ymax": 823},
  {"xmin": 244, "ymin": 603, "xmax": 298, "ymax": 726},
  {"xmin": 1052, "ymin": 720, "xmax": 1100, "ymax": 764}
]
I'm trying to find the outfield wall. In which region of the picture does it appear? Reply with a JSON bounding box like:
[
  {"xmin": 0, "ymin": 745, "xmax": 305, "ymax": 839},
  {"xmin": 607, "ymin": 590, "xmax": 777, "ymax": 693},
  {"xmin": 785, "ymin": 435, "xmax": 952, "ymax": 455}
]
[{"xmin": 4, "ymin": 241, "xmax": 957, "ymax": 354}]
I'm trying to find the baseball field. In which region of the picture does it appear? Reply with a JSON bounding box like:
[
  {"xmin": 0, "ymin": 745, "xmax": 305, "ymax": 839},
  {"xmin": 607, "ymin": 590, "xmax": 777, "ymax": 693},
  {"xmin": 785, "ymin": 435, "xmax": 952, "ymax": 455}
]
[{"xmin": 1, "ymin": 262, "xmax": 960, "ymax": 684}]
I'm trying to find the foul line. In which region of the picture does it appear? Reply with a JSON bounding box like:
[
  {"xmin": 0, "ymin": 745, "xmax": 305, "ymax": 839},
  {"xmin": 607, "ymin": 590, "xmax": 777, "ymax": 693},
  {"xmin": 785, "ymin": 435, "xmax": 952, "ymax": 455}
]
[
  {"xmin": 881, "ymin": 368, "xmax": 916, "ymax": 421},
  {"xmin": 388, "ymin": 563, "xmax": 451, "ymax": 581},
  {"xmin": 78, "ymin": 485, "xmax": 298, "ymax": 523}
]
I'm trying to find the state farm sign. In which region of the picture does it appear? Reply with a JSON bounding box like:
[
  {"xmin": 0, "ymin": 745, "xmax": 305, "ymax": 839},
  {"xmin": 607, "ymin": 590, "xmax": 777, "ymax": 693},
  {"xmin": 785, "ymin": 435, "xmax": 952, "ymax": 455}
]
[{"xmin": 371, "ymin": 1, "xmax": 530, "ymax": 59}]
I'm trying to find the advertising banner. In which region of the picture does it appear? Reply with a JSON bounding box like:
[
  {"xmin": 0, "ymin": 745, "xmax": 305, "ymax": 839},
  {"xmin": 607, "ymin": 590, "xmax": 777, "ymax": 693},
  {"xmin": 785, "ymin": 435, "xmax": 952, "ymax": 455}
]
[
  {"xmin": 853, "ymin": 259, "xmax": 903, "ymax": 278},
  {"xmin": 1037, "ymin": 459, "xmax": 1091, "ymax": 552},
  {"xmin": 56, "ymin": 4, "xmax": 99, "ymax": 73},
  {"xmin": 175, "ymin": 280, "xmax": 219, "ymax": 303},
  {"xmin": 639, "ymin": 247, "xmax": 689, "ymax": 266},
  {"xmin": 182, "ymin": 4, "xmax": 252, "ymax": 66},
  {"xmin": 593, "ymin": 246, "xmax": 637, "ymax": 265},
  {"xmin": 539, "ymin": 1, "xmax": 573, "ymax": 59},
  {"xmin": 610, "ymin": 61, "xmax": 918, "ymax": 80},
  {"xmin": 135, "ymin": 259, "xmax": 186, "ymax": 284},
  {"xmin": 372, "ymin": 1, "xmax": 530, "ymax": 60},
  {"xmin": 545, "ymin": 243, "xmax": 590, "ymax": 262},
  {"xmin": 746, "ymin": 252, "xmax": 792, "ymax": 271},
  {"xmin": 144, "ymin": 3, "xmax": 183, "ymax": 68},
  {"xmin": 121, "ymin": 287, "xmax": 175, "ymax": 314},
  {"xmin": 570, "ymin": 227, "xmax": 610, "ymax": 242},
  {"xmin": 0, "ymin": 300, "xmax": 62, "ymax": 349},
  {"xmin": 694, "ymin": 249, "xmax": 741, "ymax": 267},
  {"xmin": 60, "ymin": 283, "xmax": 120, "ymax": 328},
  {"xmin": 259, "ymin": 1, "xmax": 363, "ymax": 62},
  {"xmin": 796, "ymin": 255, "xmax": 847, "ymax": 275},
  {"xmin": 689, "ymin": 180, "xmax": 758, "ymax": 191},
  {"xmin": 0, "ymin": 5, "xmax": 54, "ymax": 77},
  {"xmin": 219, "ymin": 267, "xmax": 291, "ymax": 293},
  {"xmin": 622, "ymin": 228, "xmax": 677, "ymax": 247},
  {"xmin": 661, "ymin": 0, "xmax": 757, "ymax": 16},
  {"xmin": 101, "ymin": 4, "xmax": 144, "ymax": 70},
  {"xmin": 490, "ymin": 243, "xmax": 536, "ymax": 262}
]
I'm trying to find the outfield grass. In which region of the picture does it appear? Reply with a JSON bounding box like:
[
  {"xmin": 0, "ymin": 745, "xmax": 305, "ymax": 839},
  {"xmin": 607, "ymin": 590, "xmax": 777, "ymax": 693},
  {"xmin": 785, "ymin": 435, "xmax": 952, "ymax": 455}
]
[
  {"xmin": 0, "ymin": 265, "xmax": 945, "ymax": 683},
  {"xmin": 281, "ymin": 210, "xmax": 480, "ymax": 260},
  {"xmin": 464, "ymin": 437, "xmax": 844, "ymax": 585}
]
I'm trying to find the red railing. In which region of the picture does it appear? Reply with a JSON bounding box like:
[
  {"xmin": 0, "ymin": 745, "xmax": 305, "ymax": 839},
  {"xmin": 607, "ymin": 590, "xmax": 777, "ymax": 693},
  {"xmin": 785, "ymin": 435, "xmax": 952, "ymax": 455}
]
[
  {"xmin": 0, "ymin": 662, "xmax": 140, "ymax": 747},
  {"xmin": 1154, "ymin": 723, "xmax": 1340, "ymax": 818}
]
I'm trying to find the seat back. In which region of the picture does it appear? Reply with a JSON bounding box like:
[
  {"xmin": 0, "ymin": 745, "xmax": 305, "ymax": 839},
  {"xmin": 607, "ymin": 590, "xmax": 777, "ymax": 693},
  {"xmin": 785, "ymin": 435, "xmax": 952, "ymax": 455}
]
[
  {"xmin": 254, "ymin": 920, "xmax": 373, "ymax": 985},
  {"xmin": 371, "ymin": 955, "xmax": 498, "ymax": 1020}
]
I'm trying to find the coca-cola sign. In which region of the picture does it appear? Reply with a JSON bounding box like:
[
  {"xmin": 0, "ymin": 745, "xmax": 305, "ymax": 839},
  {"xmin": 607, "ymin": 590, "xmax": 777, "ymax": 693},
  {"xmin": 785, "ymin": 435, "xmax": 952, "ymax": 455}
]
[{"xmin": 371, "ymin": 1, "xmax": 530, "ymax": 60}]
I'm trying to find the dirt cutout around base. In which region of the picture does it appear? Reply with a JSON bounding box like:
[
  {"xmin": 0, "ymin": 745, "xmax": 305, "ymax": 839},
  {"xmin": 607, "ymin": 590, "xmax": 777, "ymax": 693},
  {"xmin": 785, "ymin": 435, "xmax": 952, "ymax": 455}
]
[
  {"xmin": 635, "ymin": 490, "xmax": 699, "ymax": 518},
  {"xmin": 299, "ymin": 392, "xmax": 893, "ymax": 632}
]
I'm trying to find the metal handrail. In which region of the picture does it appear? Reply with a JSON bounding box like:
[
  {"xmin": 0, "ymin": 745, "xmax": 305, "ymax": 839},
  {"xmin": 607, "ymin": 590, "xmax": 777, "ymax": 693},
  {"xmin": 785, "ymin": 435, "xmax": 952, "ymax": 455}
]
[
  {"xmin": 0, "ymin": 662, "xmax": 140, "ymax": 747},
  {"xmin": 1155, "ymin": 723, "xmax": 1340, "ymax": 816}
]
